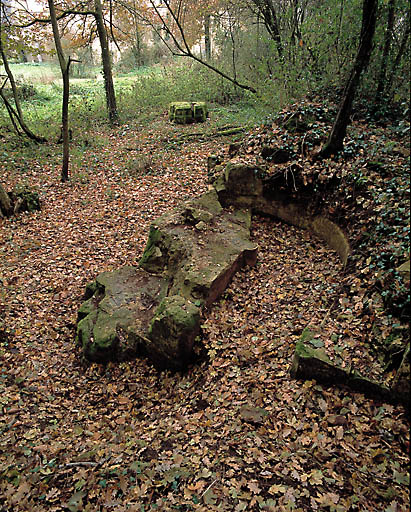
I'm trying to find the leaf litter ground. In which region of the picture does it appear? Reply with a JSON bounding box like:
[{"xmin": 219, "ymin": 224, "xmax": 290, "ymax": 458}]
[{"xmin": 0, "ymin": 112, "xmax": 409, "ymax": 511}]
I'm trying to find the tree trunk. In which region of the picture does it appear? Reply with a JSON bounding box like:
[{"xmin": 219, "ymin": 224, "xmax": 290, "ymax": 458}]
[
  {"xmin": 0, "ymin": 45, "xmax": 47, "ymax": 143},
  {"xmin": 131, "ymin": 0, "xmax": 142, "ymax": 66},
  {"xmin": 134, "ymin": 23, "xmax": 142, "ymax": 66},
  {"xmin": 48, "ymin": 0, "xmax": 71, "ymax": 182},
  {"xmin": 250, "ymin": 0, "xmax": 283, "ymax": 60},
  {"xmin": 320, "ymin": 0, "xmax": 378, "ymax": 158},
  {"xmin": 94, "ymin": 0, "xmax": 119, "ymax": 125},
  {"xmin": 0, "ymin": 183, "xmax": 12, "ymax": 217},
  {"xmin": 61, "ymin": 61, "xmax": 71, "ymax": 182},
  {"xmin": 204, "ymin": 14, "xmax": 211, "ymax": 61},
  {"xmin": 375, "ymin": 0, "xmax": 395, "ymax": 103},
  {"xmin": 386, "ymin": 10, "xmax": 410, "ymax": 99}
]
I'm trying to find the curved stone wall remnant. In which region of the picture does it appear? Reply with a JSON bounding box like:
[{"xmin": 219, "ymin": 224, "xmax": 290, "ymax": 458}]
[{"xmin": 212, "ymin": 162, "xmax": 350, "ymax": 266}]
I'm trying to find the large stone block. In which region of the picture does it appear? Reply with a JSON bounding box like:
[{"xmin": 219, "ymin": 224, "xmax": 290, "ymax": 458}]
[
  {"xmin": 77, "ymin": 190, "xmax": 257, "ymax": 370},
  {"xmin": 76, "ymin": 266, "xmax": 168, "ymax": 362},
  {"xmin": 169, "ymin": 102, "xmax": 208, "ymax": 124},
  {"xmin": 147, "ymin": 296, "xmax": 200, "ymax": 370},
  {"xmin": 140, "ymin": 190, "xmax": 257, "ymax": 307}
]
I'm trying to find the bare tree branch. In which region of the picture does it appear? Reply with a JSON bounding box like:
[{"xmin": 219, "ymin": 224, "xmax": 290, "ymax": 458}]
[{"xmin": 145, "ymin": 0, "xmax": 256, "ymax": 93}]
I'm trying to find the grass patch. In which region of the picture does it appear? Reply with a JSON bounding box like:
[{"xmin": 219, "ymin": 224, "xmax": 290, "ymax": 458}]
[{"xmin": 2, "ymin": 62, "xmax": 61, "ymax": 84}]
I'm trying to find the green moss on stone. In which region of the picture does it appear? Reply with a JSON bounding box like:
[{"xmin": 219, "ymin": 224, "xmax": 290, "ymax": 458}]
[
  {"xmin": 83, "ymin": 280, "xmax": 98, "ymax": 300},
  {"xmin": 76, "ymin": 310, "xmax": 98, "ymax": 349},
  {"xmin": 77, "ymin": 297, "xmax": 95, "ymax": 321},
  {"xmin": 169, "ymin": 102, "xmax": 208, "ymax": 124},
  {"xmin": 294, "ymin": 340, "xmax": 330, "ymax": 362},
  {"xmin": 149, "ymin": 296, "xmax": 199, "ymax": 336},
  {"xmin": 299, "ymin": 327, "xmax": 315, "ymax": 343},
  {"xmin": 147, "ymin": 296, "xmax": 200, "ymax": 369},
  {"xmin": 139, "ymin": 225, "xmax": 163, "ymax": 270},
  {"xmin": 291, "ymin": 340, "xmax": 346, "ymax": 382},
  {"xmin": 12, "ymin": 184, "xmax": 41, "ymax": 213},
  {"xmin": 183, "ymin": 191, "xmax": 222, "ymax": 225}
]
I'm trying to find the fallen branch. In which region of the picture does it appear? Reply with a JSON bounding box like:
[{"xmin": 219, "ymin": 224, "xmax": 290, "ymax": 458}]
[
  {"xmin": 200, "ymin": 478, "xmax": 218, "ymax": 499},
  {"xmin": 169, "ymin": 126, "xmax": 247, "ymax": 144},
  {"xmin": 215, "ymin": 127, "xmax": 246, "ymax": 137},
  {"xmin": 59, "ymin": 461, "xmax": 99, "ymax": 468}
]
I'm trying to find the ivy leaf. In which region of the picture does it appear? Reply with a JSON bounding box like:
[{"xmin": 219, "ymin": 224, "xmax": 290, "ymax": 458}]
[
  {"xmin": 309, "ymin": 338, "xmax": 324, "ymax": 348},
  {"xmin": 393, "ymin": 471, "xmax": 409, "ymax": 486}
]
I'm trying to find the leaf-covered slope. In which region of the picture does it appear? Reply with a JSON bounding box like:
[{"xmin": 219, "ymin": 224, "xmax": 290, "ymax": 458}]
[{"xmin": 0, "ymin": 107, "xmax": 409, "ymax": 511}]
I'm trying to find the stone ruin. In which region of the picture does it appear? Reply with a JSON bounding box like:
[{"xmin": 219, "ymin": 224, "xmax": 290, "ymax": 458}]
[
  {"xmin": 75, "ymin": 162, "xmax": 409, "ymax": 405},
  {"xmin": 168, "ymin": 102, "xmax": 208, "ymax": 124},
  {"xmin": 76, "ymin": 187, "xmax": 256, "ymax": 370},
  {"xmin": 76, "ymin": 163, "xmax": 347, "ymax": 369}
]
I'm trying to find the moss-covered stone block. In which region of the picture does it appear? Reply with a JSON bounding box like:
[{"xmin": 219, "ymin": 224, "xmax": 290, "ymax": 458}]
[
  {"xmin": 139, "ymin": 189, "xmax": 257, "ymax": 308},
  {"xmin": 77, "ymin": 189, "xmax": 258, "ymax": 369},
  {"xmin": 10, "ymin": 184, "xmax": 41, "ymax": 213},
  {"xmin": 144, "ymin": 193, "xmax": 256, "ymax": 306},
  {"xmin": 192, "ymin": 102, "xmax": 208, "ymax": 122},
  {"xmin": 397, "ymin": 260, "xmax": 410, "ymax": 282},
  {"xmin": 169, "ymin": 102, "xmax": 208, "ymax": 124},
  {"xmin": 147, "ymin": 296, "xmax": 200, "ymax": 370},
  {"xmin": 347, "ymin": 370, "xmax": 391, "ymax": 400},
  {"xmin": 290, "ymin": 340, "xmax": 350, "ymax": 384},
  {"xmin": 139, "ymin": 220, "xmax": 188, "ymax": 276},
  {"xmin": 223, "ymin": 163, "xmax": 264, "ymax": 200},
  {"xmin": 291, "ymin": 340, "xmax": 396, "ymax": 403},
  {"xmin": 139, "ymin": 225, "xmax": 168, "ymax": 274},
  {"xmin": 75, "ymin": 266, "xmax": 168, "ymax": 362}
]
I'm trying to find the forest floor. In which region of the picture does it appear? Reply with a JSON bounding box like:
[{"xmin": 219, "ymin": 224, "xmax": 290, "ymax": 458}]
[{"xmin": 0, "ymin": 102, "xmax": 410, "ymax": 511}]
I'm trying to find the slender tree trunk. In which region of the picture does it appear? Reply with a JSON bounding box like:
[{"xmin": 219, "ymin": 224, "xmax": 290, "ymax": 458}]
[
  {"xmin": 386, "ymin": 10, "xmax": 410, "ymax": 98},
  {"xmin": 61, "ymin": 61, "xmax": 71, "ymax": 182},
  {"xmin": 335, "ymin": 0, "xmax": 345, "ymax": 68},
  {"xmin": 94, "ymin": 0, "xmax": 119, "ymax": 125},
  {"xmin": 204, "ymin": 14, "xmax": 211, "ymax": 61},
  {"xmin": 48, "ymin": 0, "xmax": 71, "ymax": 182},
  {"xmin": 320, "ymin": 0, "xmax": 378, "ymax": 158},
  {"xmin": 375, "ymin": 0, "xmax": 395, "ymax": 103},
  {"xmin": 0, "ymin": 183, "xmax": 12, "ymax": 218},
  {"xmin": 131, "ymin": 0, "xmax": 142, "ymax": 66},
  {"xmin": 250, "ymin": 0, "xmax": 283, "ymax": 60},
  {"xmin": 0, "ymin": 45, "xmax": 47, "ymax": 143},
  {"xmin": 134, "ymin": 23, "xmax": 142, "ymax": 66},
  {"xmin": 228, "ymin": 14, "xmax": 237, "ymax": 81}
]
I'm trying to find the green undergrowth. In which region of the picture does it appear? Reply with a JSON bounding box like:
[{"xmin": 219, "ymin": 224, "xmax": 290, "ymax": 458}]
[
  {"xmin": 318, "ymin": 104, "xmax": 409, "ymax": 319},
  {"xmin": 339, "ymin": 122, "xmax": 410, "ymax": 320},
  {"xmin": 0, "ymin": 60, "xmax": 275, "ymax": 143}
]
